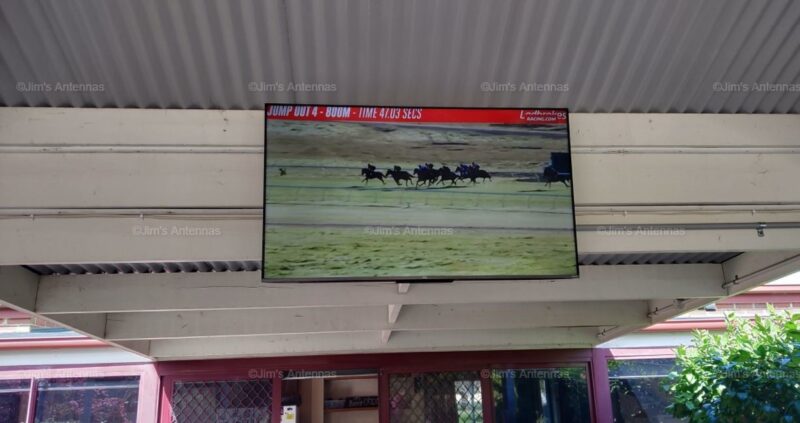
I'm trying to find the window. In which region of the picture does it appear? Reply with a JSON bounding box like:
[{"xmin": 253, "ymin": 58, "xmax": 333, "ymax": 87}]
[
  {"xmin": 33, "ymin": 377, "xmax": 139, "ymax": 423},
  {"xmin": 388, "ymin": 371, "xmax": 484, "ymax": 423},
  {"xmin": 608, "ymin": 358, "xmax": 684, "ymax": 422},
  {"xmin": 0, "ymin": 379, "xmax": 30, "ymax": 423},
  {"xmin": 492, "ymin": 367, "xmax": 590, "ymax": 423}
]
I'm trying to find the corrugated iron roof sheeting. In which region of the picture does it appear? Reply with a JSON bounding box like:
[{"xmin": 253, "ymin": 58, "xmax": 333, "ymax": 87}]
[
  {"xmin": 1, "ymin": 0, "xmax": 798, "ymax": 112},
  {"xmin": 25, "ymin": 261, "xmax": 260, "ymax": 276},
  {"xmin": 25, "ymin": 253, "xmax": 741, "ymax": 275}
]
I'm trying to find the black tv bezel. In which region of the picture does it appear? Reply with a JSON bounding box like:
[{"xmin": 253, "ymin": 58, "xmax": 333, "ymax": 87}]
[{"xmin": 262, "ymin": 103, "xmax": 579, "ymax": 283}]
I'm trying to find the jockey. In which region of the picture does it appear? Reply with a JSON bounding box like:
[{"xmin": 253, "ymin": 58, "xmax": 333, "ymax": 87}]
[
  {"xmin": 367, "ymin": 163, "xmax": 376, "ymax": 174},
  {"xmin": 471, "ymin": 162, "xmax": 480, "ymax": 170}
]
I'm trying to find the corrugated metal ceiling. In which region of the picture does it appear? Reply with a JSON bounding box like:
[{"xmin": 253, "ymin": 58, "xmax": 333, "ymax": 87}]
[
  {"xmin": 25, "ymin": 261, "xmax": 260, "ymax": 276},
  {"xmin": 25, "ymin": 253, "xmax": 741, "ymax": 275},
  {"xmin": 580, "ymin": 252, "xmax": 740, "ymax": 266},
  {"xmin": 1, "ymin": 0, "xmax": 799, "ymax": 112}
]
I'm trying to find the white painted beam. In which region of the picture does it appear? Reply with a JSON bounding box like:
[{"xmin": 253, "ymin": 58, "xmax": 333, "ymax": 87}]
[
  {"xmin": 2, "ymin": 217, "xmax": 800, "ymax": 265},
  {"xmin": 577, "ymin": 206, "xmax": 800, "ymax": 226},
  {"xmin": 147, "ymin": 328, "xmax": 601, "ymax": 360},
  {"xmin": 0, "ymin": 216, "xmax": 260, "ymax": 265},
  {"xmin": 2, "ymin": 108, "xmax": 800, "ymax": 265},
  {"xmin": 597, "ymin": 250, "xmax": 800, "ymax": 342},
  {"xmin": 3, "ymin": 110, "xmax": 793, "ymax": 150},
  {"xmin": 102, "ymin": 306, "xmax": 385, "ymax": 340},
  {"xmin": 578, "ymin": 227, "xmax": 800, "ymax": 255},
  {"xmin": 0, "ymin": 266, "xmax": 39, "ymax": 311},
  {"xmin": 35, "ymin": 264, "xmax": 724, "ymax": 314},
  {"xmin": 0, "ymin": 153, "xmax": 262, "ymax": 208},
  {"xmin": 721, "ymin": 250, "xmax": 800, "ymax": 294},
  {"xmin": 114, "ymin": 341, "xmax": 152, "ymax": 357},
  {"xmin": 1, "ymin": 219, "xmax": 797, "ymax": 267},
  {"xmin": 0, "ymin": 108, "xmax": 262, "ymax": 147},
  {"xmin": 381, "ymin": 304, "xmax": 403, "ymax": 344},
  {"xmin": 97, "ymin": 300, "xmax": 648, "ymax": 341},
  {"xmin": 571, "ymin": 153, "xmax": 799, "ymax": 206},
  {"xmin": 571, "ymin": 113, "xmax": 800, "ymax": 148},
  {"xmin": 388, "ymin": 304, "xmax": 403, "ymax": 324},
  {"xmin": 51, "ymin": 313, "xmax": 107, "ymax": 339},
  {"xmin": 382, "ymin": 286, "xmax": 409, "ymax": 343},
  {"xmin": 0, "ymin": 267, "xmax": 152, "ymax": 360},
  {"xmin": 3, "ymin": 109, "xmax": 799, "ymax": 208}
]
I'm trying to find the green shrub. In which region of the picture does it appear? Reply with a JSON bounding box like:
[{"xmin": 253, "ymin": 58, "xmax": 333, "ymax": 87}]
[{"xmin": 664, "ymin": 307, "xmax": 800, "ymax": 422}]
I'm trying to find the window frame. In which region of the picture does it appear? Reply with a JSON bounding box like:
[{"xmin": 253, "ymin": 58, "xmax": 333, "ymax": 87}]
[
  {"xmin": 0, "ymin": 363, "xmax": 157, "ymax": 423},
  {"xmin": 159, "ymin": 367, "xmax": 283, "ymax": 423},
  {"xmin": 155, "ymin": 349, "xmax": 608, "ymax": 423}
]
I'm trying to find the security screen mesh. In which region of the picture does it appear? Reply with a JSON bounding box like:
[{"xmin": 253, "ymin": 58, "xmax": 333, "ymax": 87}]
[
  {"xmin": 171, "ymin": 379, "xmax": 273, "ymax": 423},
  {"xmin": 388, "ymin": 371, "xmax": 483, "ymax": 422}
]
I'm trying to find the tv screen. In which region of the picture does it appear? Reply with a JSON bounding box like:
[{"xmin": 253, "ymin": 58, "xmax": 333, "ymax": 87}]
[{"xmin": 263, "ymin": 105, "xmax": 577, "ymax": 282}]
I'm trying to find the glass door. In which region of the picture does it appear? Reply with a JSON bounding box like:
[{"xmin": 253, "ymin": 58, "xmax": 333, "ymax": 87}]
[{"xmin": 491, "ymin": 367, "xmax": 591, "ymax": 423}]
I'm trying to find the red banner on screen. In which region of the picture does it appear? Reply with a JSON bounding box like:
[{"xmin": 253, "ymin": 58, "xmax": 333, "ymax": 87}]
[{"xmin": 266, "ymin": 105, "xmax": 567, "ymax": 125}]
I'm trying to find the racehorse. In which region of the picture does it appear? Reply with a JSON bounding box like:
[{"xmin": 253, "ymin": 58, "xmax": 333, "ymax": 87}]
[
  {"xmin": 436, "ymin": 166, "xmax": 459, "ymax": 185},
  {"xmin": 386, "ymin": 168, "xmax": 415, "ymax": 186},
  {"xmin": 361, "ymin": 167, "xmax": 386, "ymax": 184},
  {"xmin": 543, "ymin": 166, "xmax": 570, "ymax": 188},
  {"xmin": 456, "ymin": 164, "xmax": 491, "ymax": 184},
  {"xmin": 413, "ymin": 167, "xmax": 439, "ymax": 187}
]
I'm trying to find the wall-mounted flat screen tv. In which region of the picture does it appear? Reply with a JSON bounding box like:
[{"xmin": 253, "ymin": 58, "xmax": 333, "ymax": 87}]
[{"xmin": 263, "ymin": 105, "xmax": 577, "ymax": 282}]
